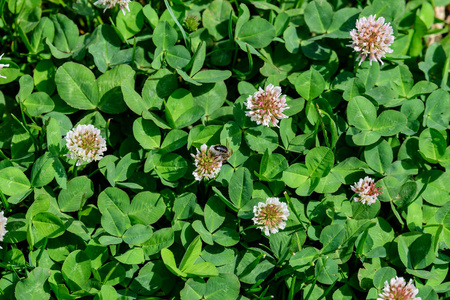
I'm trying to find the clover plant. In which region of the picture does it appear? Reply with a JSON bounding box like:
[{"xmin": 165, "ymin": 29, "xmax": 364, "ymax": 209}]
[{"xmin": 0, "ymin": 0, "xmax": 449, "ymax": 299}]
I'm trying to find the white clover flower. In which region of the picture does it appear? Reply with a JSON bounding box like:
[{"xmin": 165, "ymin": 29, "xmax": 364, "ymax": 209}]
[
  {"xmin": 0, "ymin": 54, "xmax": 10, "ymax": 79},
  {"xmin": 252, "ymin": 197, "xmax": 289, "ymax": 236},
  {"xmin": 378, "ymin": 276, "xmax": 421, "ymax": 300},
  {"xmin": 244, "ymin": 84, "xmax": 289, "ymax": 128},
  {"xmin": 191, "ymin": 144, "xmax": 223, "ymax": 181},
  {"xmin": 65, "ymin": 124, "xmax": 107, "ymax": 166},
  {"xmin": 0, "ymin": 211, "xmax": 7, "ymax": 249},
  {"xmin": 94, "ymin": 0, "xmax": 131, "ymax": 15},
  {"xmin": 349, "ymin": 14, "xmax": 394, "ymax": 65},
  {"xmin": 351, "ymin": 176, "xmax": 382, "ymax": 205}
]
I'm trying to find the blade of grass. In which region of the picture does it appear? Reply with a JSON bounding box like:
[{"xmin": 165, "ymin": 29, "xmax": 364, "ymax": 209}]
[
  {"xmin": 228, "ymin": 10, "xmax": 234, "ymax": 40},
  {"xmin": 163, "ymin": 0, "xmax": 190, "ymax": 50},
  {"xmin": 288, "ymin": 275, "xmax": 296, "ymax": 300}
]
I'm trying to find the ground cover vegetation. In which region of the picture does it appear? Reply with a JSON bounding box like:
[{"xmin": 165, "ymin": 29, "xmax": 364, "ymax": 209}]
[{"xmin": 0, "ymin": 0, "xmax": 449, "ymax": 299}]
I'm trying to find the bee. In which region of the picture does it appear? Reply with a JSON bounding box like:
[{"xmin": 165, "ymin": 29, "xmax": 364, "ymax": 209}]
[{"xmin": 209, "ymin": 141, "xmax": 233, "ymax": 163}]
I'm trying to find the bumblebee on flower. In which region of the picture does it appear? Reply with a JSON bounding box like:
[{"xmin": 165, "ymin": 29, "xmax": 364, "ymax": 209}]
[
  {"xmin": 191, "ymin": 142, "xmax": 233, "ymax": 181},
  {"xmin": 191, "ymin": 144, "xmax": 223, "ymax": 181}
]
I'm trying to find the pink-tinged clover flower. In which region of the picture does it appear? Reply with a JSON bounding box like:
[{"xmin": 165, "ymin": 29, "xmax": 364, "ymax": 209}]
[
  {"xmin": 244, "ymin": 84, "xmax": 289, "ymax": 128},
  {"xmin": 252, "ymin": 197, "xmax": 289, "ymax": 236},
  {"xmin": 378, "ymin": 276, "xmax": 421, "ymax": 300},
  {"xmin": 0, "ymin": 54, "xmax": 10, "ymax": 79},
  {"xmin": 0, "ymin": 211, "xmax": 7, "ymax": 249},
  {"xmin": 349, "ymin": 14, "xmax": 394, "ymax": 65},
  {"xmin": 94, "ymin": 0, "xmax": 131, "ymax": 15},
  {"xmin": 351, "ymin": 176, "xmax": 382, "ymax": 205},
  {"xmin": 191, "ymin": 144, "xmax": 223, "ymax": 181},
  {"xmin": 65, "ymin": 124, "xmax": 107, "ymax": 166}
]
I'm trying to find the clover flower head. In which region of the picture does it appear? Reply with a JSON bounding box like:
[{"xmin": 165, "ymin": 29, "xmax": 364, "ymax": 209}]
[
  {"xmin": 245, "ymin": 84, "xmax": 289, "ymax": 128},
  {"xmin": 93, "ymin": 0, "xmax": 131, "ymax": 15},
  {"xmin": 351, "ymin": 176, "xmax": 382, "ymax": 205},
  {"xmin": 377, "ymin": 276, "xmax": 421, "ymax": 300},
  {"xmin": 0, "ymin": 211, "xmax": 7, "ymax": 249},
  {"xmin": 0, "ymin": 54, "xmax": 10, "ymax": 79},
  {"xmin": 65, "ymin": 124, "xmax": 107, "ymax": 166},
  {"xmin": 348, "ymin": 14, "xmax": 394, "ymax": 65},
  {"xmin": 252, "ymin": 197, "xmax": 290, "ymax": 236},
  {"xmin": 183, "ymin": 15, "xmax": 200, "ymax": 32},
  {"xmin": 191, "ymin": 144, "xmax": 223, "ymax": 181}
]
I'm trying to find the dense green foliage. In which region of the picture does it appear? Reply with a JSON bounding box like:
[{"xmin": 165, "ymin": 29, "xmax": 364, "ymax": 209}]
[{"xmin": 0, "ymin": 0, "xmax": 450, "ymax": 299}]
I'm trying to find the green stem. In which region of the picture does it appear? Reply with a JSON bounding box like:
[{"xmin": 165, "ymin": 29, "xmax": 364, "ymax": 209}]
[
  {"xmin": 35, "ymin": 238, "xmax": 48, "ymax": 266},
  {"xmin": 96, "ymin": 14, "xmax": 104, "ymax": 25},
  {"xmin": 315, "ymin": 104, "xmax": 330, "ymax": 148},
  {"xmin": 109, "ymin": 17, "xmax": 126, "ymax": 44},
  {"xmin": 88, "ymin": 168, "xmax": 101, "ymax": 178},
  {"xmin": 288, "ymin": 275, "xmax": 296, "ymax": 300},
  {"xmin": 353, "ymin": 60, "xmax": 360, "ymax": 74},
  {"xmin": 91, "ymin": 1, "xmax": 103, "ymax": 25},
  {"xmin": 0, "ymin": 189, "xmax": 9, "ymax": 211},
  {"xmin": 207, "ymin": 46, "xmax": 239, "ymax": 57},
  {"xmin": 240, "ymin": 224, "xmax": 259, "ymax": 234},
  {"xmin": 230, "ymin": 0, "xmax": 239, "ymax": 12},
  {"xmin": 103, "ymin": 262, "xmax": 119, "ymax": 284},
  {"xmin": 290, "ymin": 153, "xmax": 303, "ymax": 164},
  {"xmin": 0, "ymin": 149, "xmax": 9, "ymax": 160},
  {"xmin": 284, "ymin": 192, "xmax": 307, "ymax": 230},
  {"xmin": 204, "ymin": 179, "xmax": 211, "ymax": 199},
  {"xmin": 351, "ymin": 198, "xmax": 364, "ymax": 218},
  {"xmin": 11, "ymin": 114, "xmax": 40, "ymax": 155},
  {"xmin": 0, "ymin": 0, "xmax": 10, "ymax": 37},
  {"xmin": 131, "ymin": 38, "xmax": 137, "ymax": 69},
  {"xmin": 56, "ymin": 0, "xmax": 66, "ymax": 7},
  {"xmin": 105, "ymin": 118, "xmax": 112, "ymax": 147},
  {"xmin": 71, "ymin": 163, "xmax": 78, "ymax": 178}
]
